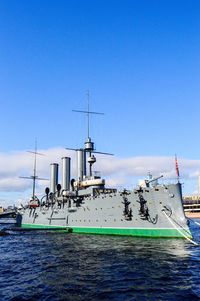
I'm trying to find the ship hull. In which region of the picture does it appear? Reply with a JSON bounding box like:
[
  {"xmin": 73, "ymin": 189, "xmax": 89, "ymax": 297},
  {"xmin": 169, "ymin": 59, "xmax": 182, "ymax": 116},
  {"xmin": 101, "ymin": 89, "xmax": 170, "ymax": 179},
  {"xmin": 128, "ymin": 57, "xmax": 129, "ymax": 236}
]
[{"xmin": 20, "ymin": 183, "xmax": 192, "ymax": 239}]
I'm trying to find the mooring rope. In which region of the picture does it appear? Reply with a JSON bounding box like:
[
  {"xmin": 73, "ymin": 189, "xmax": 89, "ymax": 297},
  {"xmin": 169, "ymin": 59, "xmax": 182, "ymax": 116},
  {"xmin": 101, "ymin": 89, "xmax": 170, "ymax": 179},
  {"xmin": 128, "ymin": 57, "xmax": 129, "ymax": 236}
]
[{"xmin": 162, "ymin": 210, "xmax": 199, "ymax": 246}]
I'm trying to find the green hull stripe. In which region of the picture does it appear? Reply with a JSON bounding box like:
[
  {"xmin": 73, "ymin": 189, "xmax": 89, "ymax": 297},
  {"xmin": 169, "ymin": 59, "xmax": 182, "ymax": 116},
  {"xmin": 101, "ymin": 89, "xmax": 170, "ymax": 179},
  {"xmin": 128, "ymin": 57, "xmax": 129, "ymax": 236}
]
[
  {"xmin": 21, "ymin": 223, "xmax": 67, "ymax": 230},
  {"xmin": 71, "ymin": 227, "xmax": 192, "ymax": 238},
  {"xmin": 21, "ymin": 224, "xmax": 192, "ymax": 238}
]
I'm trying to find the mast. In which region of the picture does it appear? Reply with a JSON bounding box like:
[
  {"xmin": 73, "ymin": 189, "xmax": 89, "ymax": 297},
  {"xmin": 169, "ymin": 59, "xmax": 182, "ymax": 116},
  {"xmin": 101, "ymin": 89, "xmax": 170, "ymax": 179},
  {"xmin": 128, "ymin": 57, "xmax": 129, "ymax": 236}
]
[
  {"xmin": 20, "ymin": 140, "xmax": 47, "ymax": 199},
  {"xmin": 72, "ymin": 90, "xmax": 104, "ymax": 142},
  {"xmin": 67, "ymin": 92, "xmax": 113, "ymax": 179},
  {"xmin": 87, "ymin": 90, "xmax": 90, "ymax": 138}
]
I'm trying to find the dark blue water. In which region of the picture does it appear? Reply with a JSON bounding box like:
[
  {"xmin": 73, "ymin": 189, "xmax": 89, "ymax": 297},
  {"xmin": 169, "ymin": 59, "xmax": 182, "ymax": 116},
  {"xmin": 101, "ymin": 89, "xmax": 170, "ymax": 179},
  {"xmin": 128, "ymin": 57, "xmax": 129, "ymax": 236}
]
[{"xmin": 0, "ymin": 220, "xmax": 200, "ymax": 301}]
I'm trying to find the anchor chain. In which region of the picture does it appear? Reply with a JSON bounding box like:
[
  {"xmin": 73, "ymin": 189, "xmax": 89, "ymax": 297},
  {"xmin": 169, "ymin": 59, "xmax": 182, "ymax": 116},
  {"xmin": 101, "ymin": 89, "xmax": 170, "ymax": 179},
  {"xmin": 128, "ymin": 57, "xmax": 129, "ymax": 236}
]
[{"xmin": 137, "ymin": 191, "xmax": 158, "ymax": 224}]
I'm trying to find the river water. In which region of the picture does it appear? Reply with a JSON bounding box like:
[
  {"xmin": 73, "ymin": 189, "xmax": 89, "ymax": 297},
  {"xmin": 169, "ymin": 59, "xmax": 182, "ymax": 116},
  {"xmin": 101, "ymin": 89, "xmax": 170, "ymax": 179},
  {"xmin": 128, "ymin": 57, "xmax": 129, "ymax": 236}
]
[{"xmin": 0, "ymin": 220, "xmax": 200, "ymax": 301}]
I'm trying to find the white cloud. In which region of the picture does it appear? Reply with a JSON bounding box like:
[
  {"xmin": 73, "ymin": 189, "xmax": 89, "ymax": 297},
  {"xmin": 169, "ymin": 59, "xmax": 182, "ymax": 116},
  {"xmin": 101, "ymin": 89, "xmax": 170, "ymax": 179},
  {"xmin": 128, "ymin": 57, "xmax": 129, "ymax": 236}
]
[
  {"xmin": 0, "ymin": 147, "xmax": 75, "ymax": 192},
  {"xmin": 96, "ymin": 155, "xmax": 200, "ymax": 178},
  {"xmin": 96, "ymin": 155, "xmax": 200, "ymax": 191},
  {"xmin": 0, "ymin": 148, "xmax": 200, "ymax": 206}
]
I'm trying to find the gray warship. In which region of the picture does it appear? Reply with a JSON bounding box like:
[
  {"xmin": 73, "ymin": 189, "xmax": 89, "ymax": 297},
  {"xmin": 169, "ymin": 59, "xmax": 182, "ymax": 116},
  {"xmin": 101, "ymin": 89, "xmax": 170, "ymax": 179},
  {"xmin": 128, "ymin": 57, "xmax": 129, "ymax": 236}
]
[{"xmin": 19, "ymin": 106, "xmax": 192, "ymax": 239}]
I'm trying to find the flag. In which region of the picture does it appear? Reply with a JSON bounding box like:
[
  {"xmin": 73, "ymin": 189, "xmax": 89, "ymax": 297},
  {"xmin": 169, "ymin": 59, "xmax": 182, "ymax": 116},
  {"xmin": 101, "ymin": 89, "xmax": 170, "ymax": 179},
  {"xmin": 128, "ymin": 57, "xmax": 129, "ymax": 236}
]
[{"xmin": 175, "ymin": 154, "xmax": 180, "ymax": 178}]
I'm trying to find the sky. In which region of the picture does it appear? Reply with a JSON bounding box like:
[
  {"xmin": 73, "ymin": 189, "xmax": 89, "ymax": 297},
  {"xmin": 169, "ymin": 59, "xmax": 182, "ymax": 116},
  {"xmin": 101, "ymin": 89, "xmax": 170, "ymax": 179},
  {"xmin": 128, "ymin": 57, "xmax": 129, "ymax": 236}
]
[{"xmin": 0, "ymin": 0, "xmax": 200, "ymax": 206}]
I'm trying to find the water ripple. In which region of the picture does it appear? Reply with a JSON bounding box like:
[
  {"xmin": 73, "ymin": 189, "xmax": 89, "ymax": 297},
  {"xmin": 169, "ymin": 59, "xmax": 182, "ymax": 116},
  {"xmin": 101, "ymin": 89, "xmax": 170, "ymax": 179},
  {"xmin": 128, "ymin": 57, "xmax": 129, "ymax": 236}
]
[{"xmin": 0, "ymin": 221, "xmax": 200, "ymax": 301}]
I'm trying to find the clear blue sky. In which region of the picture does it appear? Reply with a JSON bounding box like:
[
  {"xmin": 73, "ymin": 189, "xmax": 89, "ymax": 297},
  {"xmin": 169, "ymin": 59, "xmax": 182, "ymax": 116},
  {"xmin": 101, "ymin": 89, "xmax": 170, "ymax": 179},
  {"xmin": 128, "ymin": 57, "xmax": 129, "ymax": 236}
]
[
  {"xmin": 0, "ymin": 0, "xmax": 200, "ymax": 203},
  {"xmin": 0, "ymin": 0, "xmax": 199, "ymax": 157}
]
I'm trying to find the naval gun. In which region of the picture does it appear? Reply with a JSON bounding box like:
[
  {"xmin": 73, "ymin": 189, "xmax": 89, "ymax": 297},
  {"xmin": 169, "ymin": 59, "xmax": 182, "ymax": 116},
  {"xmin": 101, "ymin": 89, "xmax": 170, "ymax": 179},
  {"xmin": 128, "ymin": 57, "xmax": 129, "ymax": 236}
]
[{"xmin": 145, "ymin": 175, "xmax": 163, "ymax": 187}]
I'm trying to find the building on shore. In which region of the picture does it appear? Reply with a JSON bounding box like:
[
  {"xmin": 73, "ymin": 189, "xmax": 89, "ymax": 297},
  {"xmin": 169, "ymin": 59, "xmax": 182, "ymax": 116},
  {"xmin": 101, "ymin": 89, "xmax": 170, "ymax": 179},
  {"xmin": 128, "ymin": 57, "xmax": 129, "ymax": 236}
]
[{"xmin": 183, "ymin": 195, "xmax": 200, "ymax": 218}]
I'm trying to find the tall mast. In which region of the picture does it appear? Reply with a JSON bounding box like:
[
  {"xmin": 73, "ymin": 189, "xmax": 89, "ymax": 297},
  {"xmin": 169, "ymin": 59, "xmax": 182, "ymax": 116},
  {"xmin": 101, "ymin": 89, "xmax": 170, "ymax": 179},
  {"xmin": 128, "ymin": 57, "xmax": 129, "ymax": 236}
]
[
  {"xmin": 69, "ymin": 93, "xmax": 113, "ymax": 179},
  {"xmin": 20, "ymin": 140, "xmax": 47, "ymax": 199},
  {"xmin": 87, "ymin": 90, "xmax": 90, "ymax": 138},
  {"xmin": 72, "ymin": 90, "xmax": 104, "ymax": 140}
]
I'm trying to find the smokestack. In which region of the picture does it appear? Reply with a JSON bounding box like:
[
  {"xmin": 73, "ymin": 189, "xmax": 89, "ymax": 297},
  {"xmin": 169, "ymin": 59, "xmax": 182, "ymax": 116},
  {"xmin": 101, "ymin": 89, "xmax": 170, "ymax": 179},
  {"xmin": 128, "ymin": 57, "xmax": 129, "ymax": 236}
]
[
  {"xmin": 77, "ymin": 150, "xmax": 86, "ymax": 180},
  {"xmin": 50, "ymin": 163, "xmax": 59, "ymax": 193},
  {"xmin": 62, "ymin": 157, "xmax": 71, "ymax": 191}
]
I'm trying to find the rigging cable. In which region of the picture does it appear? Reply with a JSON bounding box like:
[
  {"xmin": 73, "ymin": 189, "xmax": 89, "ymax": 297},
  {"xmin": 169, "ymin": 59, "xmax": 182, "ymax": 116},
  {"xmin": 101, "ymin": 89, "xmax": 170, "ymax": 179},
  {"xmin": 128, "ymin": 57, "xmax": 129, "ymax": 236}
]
[{"xmin": 162, "ymin": 210, "xmax": 199, "ymax": 246}]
